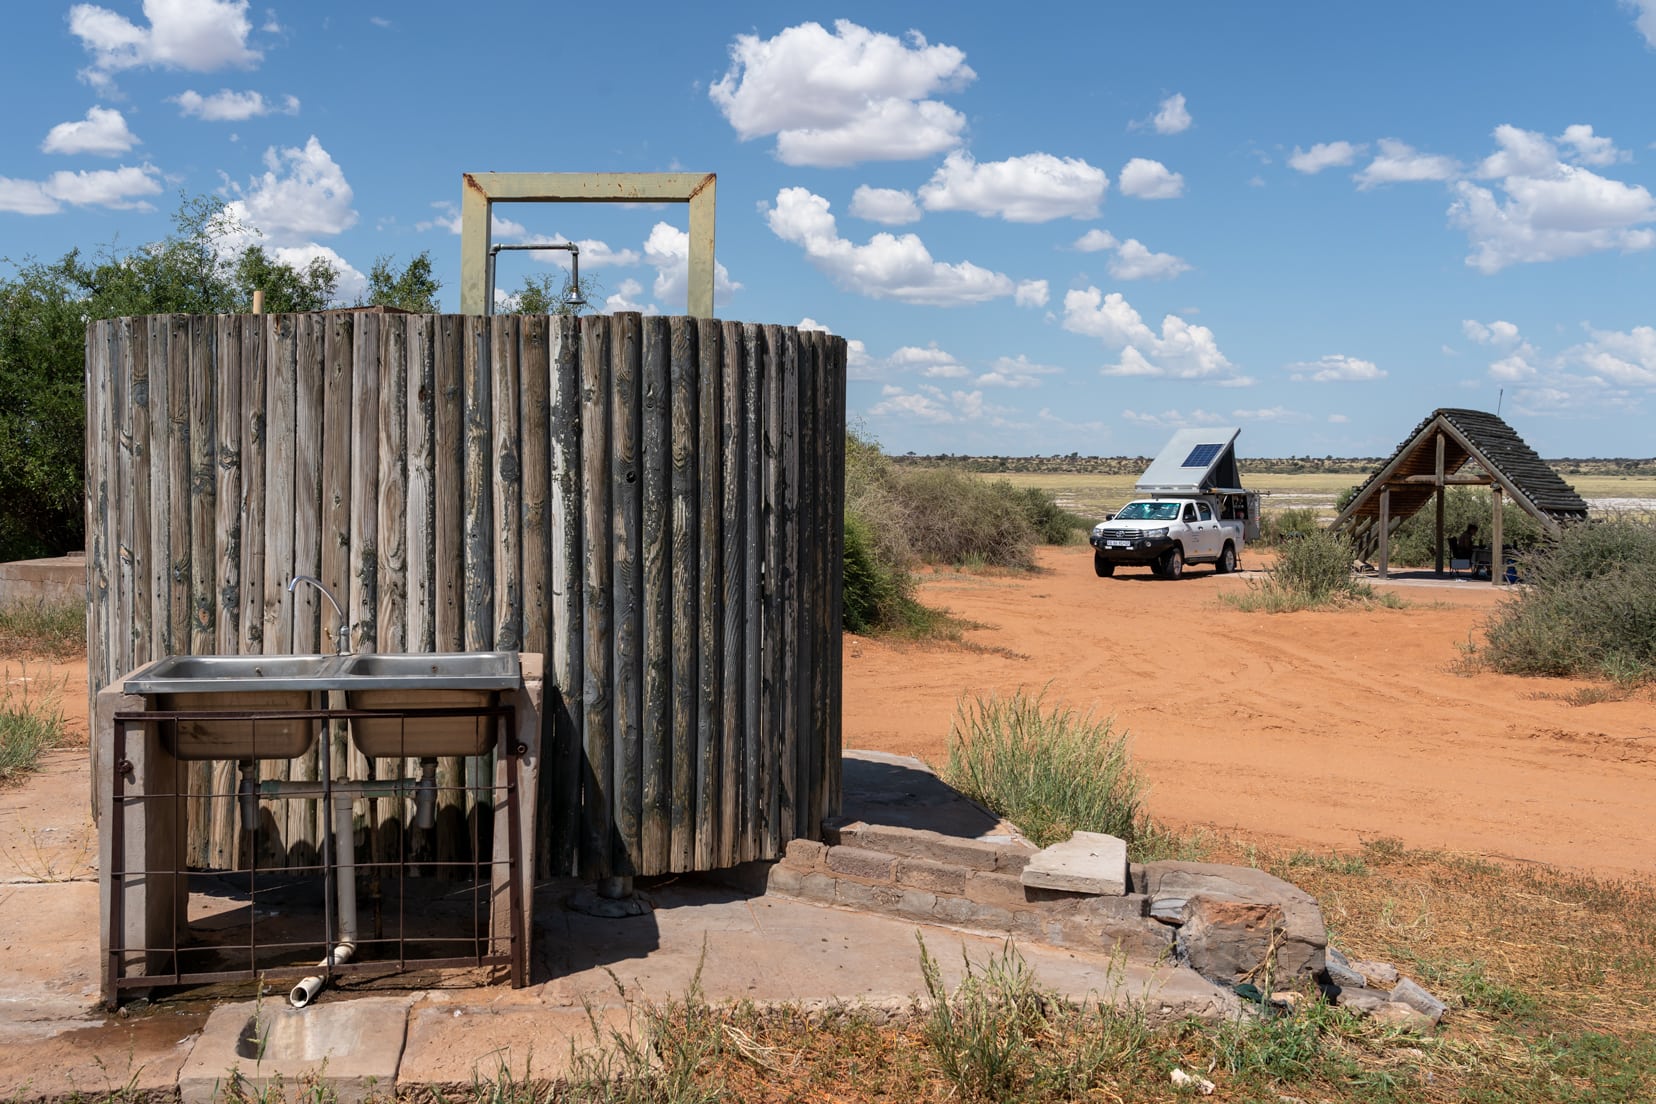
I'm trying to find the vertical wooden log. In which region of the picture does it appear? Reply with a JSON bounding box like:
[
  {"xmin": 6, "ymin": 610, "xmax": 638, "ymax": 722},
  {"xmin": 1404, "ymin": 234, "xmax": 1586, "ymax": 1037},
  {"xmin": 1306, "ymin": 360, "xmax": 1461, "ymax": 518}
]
[
  {"xmin": 1491, "ymin": 485, "xmax": 1505, "ymax": 586},
  {"xmin": 128, "ymin": 320, "xmax": 153, "ymax": 683},
  {"xmin": 610, "ymin": 313, "xmax": 643, "ymax": 877},
  {"xmin": 718, "ymin": 321, "xmax": 746, "ymax": 866},
  {"xmin": 778, "ymin": 326, "xmax": 802, "ymax": 841},
  {"xmin": 803, "ymin": 331, "xmax": 826, "ymax": 829},
  {"xmin": 579, "ymin": 316, "xmax": 614, "ymax": 876},
  {"xmin": 519, "ymin": 314, "xmax": 551, "ymax": 658},
  {"xmin": 406, "ymin": 316, "xmax": 437, "ymax": 654},
  {"xmin": 112, "ymin": 320, "xmax": 136, "ymax": 685},
  {"xmin": 377, "ymin": 316, "xmax": 410, "ymax": 854},
  {"xmin": 638, "ymin": 315, "xmax": 671, "ymax": 873},
  {"xmin": 167, "ymin": 316, "xmax": 192, "ymax": 662},
  {"xmin": 349, "ymin": 312, "xmax": 382, "ymax": 657},
  {"xmin": 433, "ymin": 315, "xmax": 468, "ymax": 861},
  {"xmin": 827, "ymin": 335, "xmax": 846, "ymax": 815},
  {"xmin": 491, "ymin": 315, "xmax": 522, "ymax": 651},
  {"xmin": 289, "ymin": 314, "xmax": 325, "ymax": 862},
  {"xmin": 319, "ymin": 313, "xmax": 354, "ymax": 830},
  {"xmin": 84, "ymin": 322, "xmax": 113, "ymax": 812},
  {"xmin": 667, "ymin": 316, "xmax": 698, "ymax": 870},
  {"xmin": 1377, "ymin": 485, "xmax": 1391, "ymax": 580},
  {"xmin": 239, "ymin": 318, "xmax": 266, "ymax": 662},
  {"xmin": 189, "ymin": 317, "xmax": 225, "ymax": 866},
  {"xmin": 1434, "ymin": 432, "xmax": 1446, "ymax": 575},
  {"xmin": 545, "ymin": 315, "xmax": 584, "ymax": 877},
  {"xmin": 260, "ymin": 314, "xmax": 299, "ymax": 865},
  {"xmin": 757, "ymin": 324, "xmax": 781, "ymax": 860},
  {"xmin": 695, "ymin": 319, "xmax": 724, "ymax": 870},
  {"xmin": 147, "ymin": 318, "xmax": 173, "ymax": 663},
  {"xmin": 462, "ymin": 315, "xmax": 494, "ymax": 652}
]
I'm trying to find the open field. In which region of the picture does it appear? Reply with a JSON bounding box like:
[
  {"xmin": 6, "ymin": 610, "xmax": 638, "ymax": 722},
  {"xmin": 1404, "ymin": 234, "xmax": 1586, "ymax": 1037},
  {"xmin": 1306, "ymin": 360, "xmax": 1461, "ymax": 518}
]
[
  {"xmin": 846, "ymin": 544, "xmax": 1656, "ymax": 881},
  {"xmin": 948, "ymin": 469, "xmax": 1656, "ymax": 522}
]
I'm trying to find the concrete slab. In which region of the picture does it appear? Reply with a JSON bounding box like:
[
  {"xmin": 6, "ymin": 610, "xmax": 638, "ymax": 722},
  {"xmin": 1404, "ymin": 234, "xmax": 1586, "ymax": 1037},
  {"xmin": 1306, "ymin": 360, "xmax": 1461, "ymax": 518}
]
[
  {"xmin": 397, "ymin": 1002, "xmax": 635, "ymax": 1090},
  {"xmin": 0, "ymin": 881, "xmax": 104, "ymax": 1040},
  {"xmin": 178, "ymin": 996, "xmax": 411, "ymax": 1104},
  {"xmin": 0, "ymin": 556, "xmax": 84, "ymax": 606},
  {"xmin": 0, "ymin": 1014, "xmax": 202, "ymax": 1102},
  {"xmin": 1022, "ymin": 831, "xmax": 1129, "ymax": 895},
  {"xmin": 840, "ymin": 751, "xmax": 1024, "ymax": 843}
]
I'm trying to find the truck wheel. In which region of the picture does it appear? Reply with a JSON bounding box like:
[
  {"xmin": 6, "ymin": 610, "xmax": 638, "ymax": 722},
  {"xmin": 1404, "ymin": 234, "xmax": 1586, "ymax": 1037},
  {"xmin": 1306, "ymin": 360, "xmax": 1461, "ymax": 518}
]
[
  {"xmin": 1216, "ymin": 543, "xmax": 1236, "ymax": 574},
  {"xmin": 1093, "ymin": 552, "xmax": 1115, "ymax": 578},
  {"xmin": 1162, "ymin": 545, "xmax": 1185, "ymax": 580}
]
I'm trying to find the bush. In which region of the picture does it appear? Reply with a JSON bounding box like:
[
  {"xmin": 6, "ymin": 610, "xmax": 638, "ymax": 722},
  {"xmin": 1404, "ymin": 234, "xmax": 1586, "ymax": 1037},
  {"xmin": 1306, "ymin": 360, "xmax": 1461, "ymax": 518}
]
[
  {"xmin": 1014, "ymin": 486, "xmax": 1089, "ymax": 546},
  {"xmin": 1257, "ymin": 507, "xmax": 1320, "ymax": 547},
  {"xmin": 1386, "ymin": 487, "xmax": 1544, "ymax": 567},
  {"xmin": 892, "ymin": 468, "xmax": 1038, "ymax": 569},
  {"xmin": 841, "ymin": 513, "xmax": 901, "ymax": 634},
  {"xmin": 1476, "ymin": 516, "xmax": 1656, "ymax": 684},
  {"xmin": 1224, "ymin": 527, "xmax": 1396, "ymax": 612},
  {"xmin": 939, "ymin": 687, "xmax": 1158, "ymax": 852},
  {"xmin": 0, "ymin": 671, "xmax": 65, "ymax": 784}
]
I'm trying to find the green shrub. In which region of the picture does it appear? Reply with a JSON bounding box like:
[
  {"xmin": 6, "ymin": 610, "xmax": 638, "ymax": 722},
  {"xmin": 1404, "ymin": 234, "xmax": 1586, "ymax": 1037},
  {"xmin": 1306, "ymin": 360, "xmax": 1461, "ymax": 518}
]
[
  {"xmin": 1476, "ymin": 516, "xmax": 1656, "ymax": 684},
  {"xmin": 841, "ymin": 512, "xmax": 901, "ymax": 634},
  {"xmin": 891, "ymin": 468, "xmax": 1039, "ymax": 569},
  {"xmin": 1014, "ymin": 486, "xmax": 1088, "ymax": 546},
  {"xmin": 939, "ymin": 687, "xmax": 1156, "ymax": 852},
  {"xmin": 1386, "ymin": 487, "xmax": 1544, "ymax": 566},
  {"xmin": 1224, "ymin": 527, "xmax": 1395, "ymax": 612},
  {"xmin": 0, "ymin": 671, "xmax": 65, "ymax": 783},
  {"xmin": 1258, "ymin": 507, "xmax": 1320, "ymax": 547}
]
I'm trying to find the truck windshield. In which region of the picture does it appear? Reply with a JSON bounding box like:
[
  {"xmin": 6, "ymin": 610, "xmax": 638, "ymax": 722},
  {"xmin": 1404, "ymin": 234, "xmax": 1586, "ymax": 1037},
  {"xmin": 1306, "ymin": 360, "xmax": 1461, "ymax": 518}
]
[{"xmin": 1114, "ymin": 502, "xmax": 1181, "ymax": 521}]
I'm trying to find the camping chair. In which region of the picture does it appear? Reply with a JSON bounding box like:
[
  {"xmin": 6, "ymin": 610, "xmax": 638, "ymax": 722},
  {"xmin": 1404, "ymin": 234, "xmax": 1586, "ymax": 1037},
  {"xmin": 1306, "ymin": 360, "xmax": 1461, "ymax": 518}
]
[{"xmin": 1447, "ymin": 536, "xmax": 1473, "ymax": 579}]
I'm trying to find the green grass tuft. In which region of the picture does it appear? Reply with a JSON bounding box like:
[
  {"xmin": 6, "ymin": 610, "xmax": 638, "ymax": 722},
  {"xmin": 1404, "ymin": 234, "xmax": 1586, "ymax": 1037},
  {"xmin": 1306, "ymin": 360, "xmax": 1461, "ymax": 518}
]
[{"xmin": 0, "ymin": 668, "xmax": 65, "ymax": 784}]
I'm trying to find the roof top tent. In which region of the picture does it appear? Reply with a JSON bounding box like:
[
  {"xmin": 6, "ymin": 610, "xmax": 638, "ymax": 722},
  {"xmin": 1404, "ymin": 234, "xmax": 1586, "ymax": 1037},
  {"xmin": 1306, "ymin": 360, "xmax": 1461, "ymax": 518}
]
[{"xmin": 1134, "ymin": 426, "xmax": 1260, "ymax": 540}]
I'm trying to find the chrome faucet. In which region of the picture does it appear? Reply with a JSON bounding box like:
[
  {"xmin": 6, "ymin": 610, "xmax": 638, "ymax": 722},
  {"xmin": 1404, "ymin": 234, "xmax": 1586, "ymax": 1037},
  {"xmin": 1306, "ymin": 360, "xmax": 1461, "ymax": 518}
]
[{"xmin": 288, "ymin": 575, "xmax": 350, "ymax": 655}]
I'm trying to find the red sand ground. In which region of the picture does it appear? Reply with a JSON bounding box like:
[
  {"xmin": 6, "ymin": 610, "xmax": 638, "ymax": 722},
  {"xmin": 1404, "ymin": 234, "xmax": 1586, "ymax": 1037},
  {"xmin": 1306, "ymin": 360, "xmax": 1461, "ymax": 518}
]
[
  {"xmin": 18, "ymin": 545, "xmax": 1654, "ymax": 880},
  {"xmin": 845, "ymin": 546, "xmax": 1656, "ymax": 881}
]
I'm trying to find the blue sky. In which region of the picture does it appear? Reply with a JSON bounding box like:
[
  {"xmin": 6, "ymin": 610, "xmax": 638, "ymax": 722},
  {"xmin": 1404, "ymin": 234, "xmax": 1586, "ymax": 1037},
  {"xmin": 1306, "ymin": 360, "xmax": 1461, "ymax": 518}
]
[{"xmin": 4, "ymin": 2, "xmax": 1655, "ymax": 459}]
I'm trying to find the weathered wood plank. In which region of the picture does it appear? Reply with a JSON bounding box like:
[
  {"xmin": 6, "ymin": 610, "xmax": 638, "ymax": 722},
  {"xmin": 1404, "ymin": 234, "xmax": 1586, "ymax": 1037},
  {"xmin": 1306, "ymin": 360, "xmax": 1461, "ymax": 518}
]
[
  {"xmin": 828, "ymin": 335, "xmax": 846, "ymax": 815},
  {"xmin": 667, "ymin": 316, "xmax": 698, "ymax": 871},
  {"xmin": 377, "ymin": 316, "xmax": 409, "ymax": 655},
  {"xmin": 147, "ymin": 318, "xmax": 173, "ymax": 663},
  {"xmin": 349, "ymin": 312, "xmax": 382, "ymax": 656},
  {"xmin": 694, "ymin": 318, "xmax": 723, "ymax": 870},
  {"xmin": 112, "ymin": 320, "xmax": 135, "ymax": 685},
  {"xmin": 259, "ymin": 314, "xmax": 299, "ymax": 865},
  {"xmin": 755, "ymin": 324, "xmax": 778, "ymax": 861},
  {"xmin": 777, "ymin": 325, "xmax": 802, "ymax": 841},
  {"xmin": 718, "ymin": 320, "xmax": 745, "ymax": 866},
  {"xmin": 579, "ymin": 316, "xmax": 614, "ymax": 876},
  {"xmin": 432, "ymin": 315, "xmax": 467, "ymax": 861},
  {"xmin": 462, "ymin": 315, "xmax": 494, "ymax": 652},
  {"xmin": 610, "ymin": 313, "xmax": 644, "ymax": 876},
  {"xmin": 238, "ymin": 317, "xmax": 267, "ymax": 664},
  {"xmin": 207, "ymin": 316, "xmax": 241, "ymax": 868},
  {"xmin": 545, "ymin": 315, "xmax": 583, "ymax": 877},
  {"xmin": 287, "ymin": 313, "xmax": 325, "ymax": 862},
  {"xmin": 319, "ymin": 313, "xmax": 355, "ymax": 824},
  {"xmin": 518, "ymin": 314, "xmax": 550, "ymax": 658},
  {"xmin": 406, "ymin": 316, "xmax": 436, "ymax": 653},
  {"xmin": 127, "ymin": 320, "xmax": 153, "ymax": 683},
  {"xmin": 84, "ymin": 321, "xmax": 113, "ymax": 815},
  {"xmin": 167, "ymin": 316, "xmax": 192, "ymax": 664},
  {"xmin": 490, "ymin": 314, "xmax": 522, "ymax": 652},
  {"xmin": 639, "ymin": 315, "xmax": 672, "ymax": 873}
]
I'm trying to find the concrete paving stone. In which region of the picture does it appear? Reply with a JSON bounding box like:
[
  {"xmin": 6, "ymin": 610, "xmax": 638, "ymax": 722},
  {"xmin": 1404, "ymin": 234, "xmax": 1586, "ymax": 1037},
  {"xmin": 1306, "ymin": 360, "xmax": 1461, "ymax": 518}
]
[
  {"xmin": 834, "ymin": 878, "xmax": 905, "ymax": 912},
  {"xmin": 894, "ymin": 855, "xmax": 967, "ymax": 895},
  {"xmin": 1021, "ymin": 832, "xmax": 1129, "ymax": 895},
  {"xmin": 0, "ymin": 881, "xmax": 104, "ymax": 1039},
  {"xmin": 782, "ymin": 838, "xmax": 826, "ymax": 868},
  {"xmin": 397, "ymin": 1002, "xmax": 636, "ymax": 1090},
  {"xmin": 0, "ymin": 1013, "xmax": 201, "ymax": 1102},
  {"xmin": 177, "ymin": 995, "xmax": 412, "ymax": 1104},
  {"xmin": 964, "ymin": 869, "xmax": 1032, "ymax": 910}
]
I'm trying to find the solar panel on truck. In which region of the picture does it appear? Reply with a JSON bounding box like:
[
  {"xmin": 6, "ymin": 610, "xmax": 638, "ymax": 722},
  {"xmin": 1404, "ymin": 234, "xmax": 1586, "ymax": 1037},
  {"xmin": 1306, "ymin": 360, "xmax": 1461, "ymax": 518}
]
[{"xmin": 1181, "ymin": 443, "xmax": 1222, "ymax": 468}]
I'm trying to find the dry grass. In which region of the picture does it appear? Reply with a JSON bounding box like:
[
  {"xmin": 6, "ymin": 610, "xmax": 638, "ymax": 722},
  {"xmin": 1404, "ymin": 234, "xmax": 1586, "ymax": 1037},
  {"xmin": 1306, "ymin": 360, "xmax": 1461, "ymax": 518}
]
[{"xmin": 0, "ymin": 598, "xmax": 84, "ymax": 661}]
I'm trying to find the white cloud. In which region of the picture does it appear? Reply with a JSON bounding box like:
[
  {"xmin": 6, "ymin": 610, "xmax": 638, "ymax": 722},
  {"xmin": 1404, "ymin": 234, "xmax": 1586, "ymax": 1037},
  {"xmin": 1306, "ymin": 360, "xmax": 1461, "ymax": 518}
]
[
  {"xmin": 41, "ymin": 106, "xmax": 138, "ymax": 156},
  {"xmin": 173, "ymin": 88, "xmax": 299, "ymax": 120},
  {"xmin": 849, "ymin": 186, "xmax": 921, "ymax": 225},
  {"xmin": 1152, "ymin": 93, "xmax": 1191, "ymax": 135},
  {"xmin": 1328, "ymin": 413, "xmax": 1350, "ymax": 424},
  {"xmin": 1557, "ymin": 124, "xmax": 1625, "ymax": 167},
  {"xmin": 1450, "ymin": 124, "xmax": 1656, "ymax": 272},
  {"xmin": 976, "ymin": 354, "xmax": 1060, "ymax": 389},
  {"xmin": 417, "ymin": 201, "xmax": 526, "ymax": 239},
  {"xmin": 1463, "ymin": 319, "xmax": 1521, "ymax": 347},
  {"xmin": 1122, "ymin": 408, "xmax": 1226, "ymax": 428},
  {"xmin": 70, "ymin": 0, "xmax": 261, "ymax": 87},
  {"xmin": 766, "ymin": 186, "xmax": 1016, "ymax": 306},
  {"xmin": 708, "ymin": 20, "xmax": 974, "ymax": 166},
  {"xmin": 1109, "ymin": 239, "xmax": 1191, "ymax": 280},
  {"xmin": 269, "ymin": 243, "xmax": 366, "ymax": 301},
  {"xmin": 1232, "ymin": 406, "xmax": 1309, "ymax": 422},
  {"xmin": 890, "ymin": 343, "xmax": 967, "ymax": 378},
  {"xmin": 1062, "ymin": 287, "xmax": 1242, "ymax": 381},
  {"xmin": 918, "ymin": 151, "xmax": 1108, "ymax": 222},
  {"xmin": 1569, "ymin": 324, "xmax": 1656, "ymax": 386},
  {"xmin": 1354, "ymin": 138, "xmax": 1457, "ymax": 189},
  {"xmin": 1118, "ymin": 157, "xmax": 1184, "ymax": 199},
  {"xmin": 1287, "ymin": 354, "xmax": 1385, "ymax": 382},
  {"xmin": 1014, "ymin": 279, "xmax": 1048, "ymax": 308},
  {"xmin": 1489, "ymin": 354, "xmax": 1536, "ymax": 381},
  {"xmin": 869, "ymin": 384, "xmax": 1009, "ymax": 426},
  {"xmin": 642, "ymin": 221, "xmax": 740, "ymax": 308},
  {"xmin": 223, "ymin": 136, "xmax": 356, "ymax": 243},
  {"xmin": 1072, "ymin": 228, "xmax": 1117, "ymax": 252},
  {"xmin": 1626, "ymin": 0, "xmax": 1656, "ymax": 47},
  {"xmin": 1287, "ymin": 141, "xmax": 1363, "ymax": 174},
  {"xmin": 0, "ymin": 164, "xmax": 165, "ymax": 213},
  {"xmin": 799, "ymin": 318, "xmax": 871, "ymax": 377},
  {"xmin": 605, "ymin": 277, "xmax": 653, "ymax": 314}
]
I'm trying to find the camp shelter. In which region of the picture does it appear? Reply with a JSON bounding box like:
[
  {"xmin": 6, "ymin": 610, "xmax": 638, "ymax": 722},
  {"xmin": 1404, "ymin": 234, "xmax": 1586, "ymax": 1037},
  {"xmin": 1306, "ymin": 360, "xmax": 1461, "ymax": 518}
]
[{"xmin": 1330, "ymin": 408, "xmax": 1588, "ymax": 580}]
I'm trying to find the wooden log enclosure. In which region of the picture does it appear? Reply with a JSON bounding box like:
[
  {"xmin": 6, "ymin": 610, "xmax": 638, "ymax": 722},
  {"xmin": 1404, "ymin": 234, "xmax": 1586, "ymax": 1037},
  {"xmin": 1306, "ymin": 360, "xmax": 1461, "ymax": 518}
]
[{"xmin": 85, "ymin": 311, "xmax": 848, "ymax": 879}]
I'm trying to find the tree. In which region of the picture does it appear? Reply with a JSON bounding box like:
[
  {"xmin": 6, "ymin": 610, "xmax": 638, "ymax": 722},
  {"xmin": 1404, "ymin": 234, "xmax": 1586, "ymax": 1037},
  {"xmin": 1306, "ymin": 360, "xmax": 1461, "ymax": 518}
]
[
  {"xmin": 496, "ymin": 270, "xmax": 603, "ymax": 316},
  {"xmin": 0, "ymin": 195, "xmax": 343, "ymax": 559},
  {"xmin": 365, "ymin": 252, "xmax": 442, "ymax": 312}
]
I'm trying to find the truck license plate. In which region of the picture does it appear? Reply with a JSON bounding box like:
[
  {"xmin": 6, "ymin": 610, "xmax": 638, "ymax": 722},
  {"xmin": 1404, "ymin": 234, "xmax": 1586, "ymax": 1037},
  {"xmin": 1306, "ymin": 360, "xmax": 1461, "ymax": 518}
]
[{"xmin": 1106, "ymin": 540, "xmax": 1130, "ymax": 548}]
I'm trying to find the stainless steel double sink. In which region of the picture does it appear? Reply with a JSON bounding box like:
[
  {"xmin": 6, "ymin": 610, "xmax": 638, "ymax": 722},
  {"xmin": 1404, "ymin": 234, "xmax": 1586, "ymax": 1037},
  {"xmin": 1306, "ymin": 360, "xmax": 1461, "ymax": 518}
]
[{"xmin": 124, "ymin": 652, "xmax": 521, "ymax": 761}]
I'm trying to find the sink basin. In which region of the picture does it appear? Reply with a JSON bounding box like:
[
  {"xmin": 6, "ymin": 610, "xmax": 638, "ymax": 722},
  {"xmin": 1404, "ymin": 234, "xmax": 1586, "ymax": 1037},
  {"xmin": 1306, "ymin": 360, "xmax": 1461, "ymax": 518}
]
[
  {"xmin": 121, "ymin": 651, "xmax": 521, "ymax": 761},
  {"xmin": 126, "ymin": 655, "xmax": 328, "ymax": 761},
  {"xmin": 345, "ymin": 652, "xmax": 520, "ymax": 759}
]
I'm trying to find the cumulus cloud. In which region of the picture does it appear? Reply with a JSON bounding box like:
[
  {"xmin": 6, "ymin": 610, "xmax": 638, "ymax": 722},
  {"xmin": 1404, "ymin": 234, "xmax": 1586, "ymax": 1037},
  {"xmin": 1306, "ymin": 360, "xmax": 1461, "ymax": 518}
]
[
  {"xmin": 173, "ymin": 88, "xmax": 299, "ymax": 120},
  {"xmin": 976, "ymin": 354, "xmax": 1060, "ymax": 389},
  {"xmin": 1062, "ymin": 287, "xmax": 1243, "ymax": 381},
  {"xmin": 890, "ymin": 343, "xmax": 968, "ymax": 378},
  {"xmin": 798, "ymin": 317, "xmax": 871, "ymax": 377},
  {"xmin": 1286, "ymin": 354, "xmax": 1385, "ymax": 382},
  {"xmin": 1354, "ymin": 139, "xmax": 1458, "ymax": 188},
  {"xmin": 849, "ymin": 185, "xmax": 921, "ymax": 224},
  {"xmin": 1072, "ymin": 228, "xmax": 1117, "ymax": 252},
  {"xmin": 1151, "ymin": 93, "xmax": 1191, "ymax": 135},
  {"xmin": 1118, "ymin": 157, "xmax": 1184, "ymax": 199},
  {"xmin": 223, "ymin": 136, "xmax": 356, "ymax": 243},
  {"xmin": 42, "ymin": 105, "xmax": 138, "ymax": 155},
  {"xmin": 1287, "ymin": 140, "xmax": 1364, "ymax": 174},
  {"xmin": 708, "ymin": 20, "xmax": 974, "ymax": 166},
  {"xmin": 1231, "ymin": 406, "xmax": 1310, "ymax": 422},
  {"xmin": 917, "ymin": 151, "xmax": 1108, "ymax": 222},
  {"xmin": 1014, "ymin": 279, "xmax": 1048, "ymax": 308},
  {"xmin": 70, "ymin": 0, "xmax": 261, "ymax": 87},
  {"xmin": 1122, "ymin": 408, "xmax": 1226, "ymax": 428},
  {"xmin": 1109, "ymin": 239, "xmax": 1191, "ymax": 280},
  {"xmin": 268, "ymin": 242, "xmax": 366, "ymax": 301},
  {"xmin": 1627, "ymin": 0, "xmax": 1656, "ymax": 47},
  {"xmin": 0, "ymin": 164, "xmax": 163, "ymax": 214},
  {"xmin": 643, "ymin": 222, "xmax": 741, "ymax": 308},
  {"xmin": 1463, "ymin": 319, "xmax": 1522, "ymax": 347},
  {"xmin": 766, "ymin": 186, "xmax": 1016, "ymax": 306},
  {"xmin": 1451, "ymin": 124, "xmax": 1656, "ymax": 272},
  {"xmin": 416, "ymin": 201, "xmax": 528, "ymax": 239},
  {"xmin": 1454, "ymin": 321, "xmax": 1656, "ymax": 419},
  {"xmin": 868, "ymin": 384, "xmax": 1010, "ymax": 427},
  {"xmin": 604, "ymin": 277, "xmax": 652, "ymax": 314},
  {"xmin": 1568, "ymin": 324, "xmax": 1656, "ymax": 387}
]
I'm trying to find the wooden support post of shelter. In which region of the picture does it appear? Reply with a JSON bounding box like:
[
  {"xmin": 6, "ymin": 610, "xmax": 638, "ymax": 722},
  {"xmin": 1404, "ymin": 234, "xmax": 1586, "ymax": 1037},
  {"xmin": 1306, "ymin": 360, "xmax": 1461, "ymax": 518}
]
[{"xmin": 1330, "ymin": 408, "xmax": 1588, "ymax": 580}]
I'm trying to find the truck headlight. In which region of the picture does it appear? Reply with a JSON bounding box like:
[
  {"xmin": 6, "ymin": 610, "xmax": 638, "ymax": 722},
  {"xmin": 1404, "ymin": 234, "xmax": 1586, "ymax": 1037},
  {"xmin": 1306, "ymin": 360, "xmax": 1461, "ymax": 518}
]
[{"xmin": 1144, "ymin": 527, "xmax": 1169, "ymax": 540}]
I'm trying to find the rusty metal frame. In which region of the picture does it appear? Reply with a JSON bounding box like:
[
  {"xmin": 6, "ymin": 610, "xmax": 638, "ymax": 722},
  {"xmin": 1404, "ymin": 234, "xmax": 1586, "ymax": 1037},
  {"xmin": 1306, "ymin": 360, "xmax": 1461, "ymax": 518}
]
[{"xmin": 460, "ymin": 172, "xmax": 716, "ymax": 317}]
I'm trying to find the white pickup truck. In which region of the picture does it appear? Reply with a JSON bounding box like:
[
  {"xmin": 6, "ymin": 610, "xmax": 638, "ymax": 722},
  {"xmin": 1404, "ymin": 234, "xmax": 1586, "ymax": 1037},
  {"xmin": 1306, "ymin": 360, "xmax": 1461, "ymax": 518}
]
[{"xmin": 1089, "ymin": 496, "xmax": 1245, "ymax": 579}]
